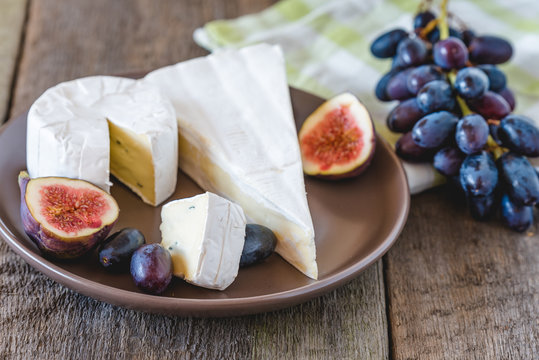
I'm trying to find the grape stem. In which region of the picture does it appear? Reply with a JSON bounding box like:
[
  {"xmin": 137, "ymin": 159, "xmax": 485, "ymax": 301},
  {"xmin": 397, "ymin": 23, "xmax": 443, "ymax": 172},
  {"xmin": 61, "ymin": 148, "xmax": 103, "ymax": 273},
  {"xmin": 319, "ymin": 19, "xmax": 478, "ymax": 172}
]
[
  {"xmin": 439, "ymin": 0, "xmax": 449, "ymax": 40},
  {"xmin": 439, "ymin": 0, "xmax": 506, "ymax": 159}
]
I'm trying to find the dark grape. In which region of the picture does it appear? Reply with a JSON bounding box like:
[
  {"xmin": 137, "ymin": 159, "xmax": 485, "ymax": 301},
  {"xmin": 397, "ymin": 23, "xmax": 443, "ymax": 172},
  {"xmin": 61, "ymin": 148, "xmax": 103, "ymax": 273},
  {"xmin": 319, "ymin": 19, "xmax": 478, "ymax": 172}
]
[
  {"xmin": 375, "ymin": 70, "xmax": 397, "ymax": 101},
  {"xmin": 412, "ymin": 111, "xmax": 459, "ymax": 148},
  {"xmin": 427, "ymin": 27, "xmax": 440, "ymax": 43},
  {"xmin": 469, "ymin": 35, "xmax": 513, "ymax": 64},
  {"xmin": 455, "ymin": 114, "xmax": 489, "ymax": 154},
  {"xmin": 489, "ymin": 123, "xmax": 503, "ymax": 145},
  {"xmin": 240, "ymin": 224, "xmax": 277, "ymax": 268},
  {"xmin": 395, "ymin": 131, "xmax": 434, "ymax": 162},
  {"xmin": 130, "ymin": 244, "xmax": 172, "ymax": 295},
  {"xmin": 407, "ymin": 65, "xmax": 444, "ymax": 95},
  {"xmin": 414, "ymin": 11, "xmax": 436, "ymax": 29},
  {"xmin": 459, "ymin": 151, "xmax": 498, "ymax": 196},
  {"xmin": 433, "ymin": 147, "xmax": 465, "ymax": 176},
  {"xmin": 386, "ymin": 68, "xmax": 415, "ymax": 100},
  {"xmin": 498, "ymin": 115, "xmax": 539, "ymax": 156},
  {"xmin": 498, "ymin": 153, "xmax": 539, "ymax": 206},
  {"xmin": 391, "ymin": 55, "xmax": 407, "ymax": 71},
  {"xmin": 395, "ymin": 38, "xmax": 428, "ymax": 67},
  {"xmin": 497, "ymin": 87, "xmax": 515, "ymax": 110},
  {"xmin": 99, "ymin": 228, "xmax": 145, "ymax": 272},
  {"xmin": 433, "ymin": 37, "xmax": 468, "ymax": 69},
  {"xmin": 467, "ymin": 91, "xmax": 511, "ymax": 119},
  {"xmin": 449, "ymin": 27, "xmax": 464, "ymax": 41},
  {"xmin": 454, "ymin": 67, "xmax": 489, "ymax": 100},
  {"xmin": 462, "ymin": 29, "xmax": 476, "ymax": 46},
  {"xmin": 500, "ymin": 193, "xmax": 533, "ymax": 232},
  {"xmin": 386, "ymin": 98, "xmax": 425, "ymax": 133},
  {"xmin": 416, "ymin": 80, "xmax": 456, "ymax": 113},
  {"xmin": 370, "ymin": 29, "xmax": 409, "ymax": 58},
  {"xmin": 477, "ymin": 64, "xmax": 506, "ymax": 91},
  {"xmin": 467, "ymin": 192, "xmax": 497, "ymax": 220}
]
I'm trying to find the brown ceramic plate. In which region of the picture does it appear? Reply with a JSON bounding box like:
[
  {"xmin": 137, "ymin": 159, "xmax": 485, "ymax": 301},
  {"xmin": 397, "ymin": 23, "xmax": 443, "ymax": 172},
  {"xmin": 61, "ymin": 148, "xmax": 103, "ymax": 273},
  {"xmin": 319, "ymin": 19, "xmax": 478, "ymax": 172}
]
[{"xmin": 0, "ymin": 88, "xmax": 409, "ymax": 317}]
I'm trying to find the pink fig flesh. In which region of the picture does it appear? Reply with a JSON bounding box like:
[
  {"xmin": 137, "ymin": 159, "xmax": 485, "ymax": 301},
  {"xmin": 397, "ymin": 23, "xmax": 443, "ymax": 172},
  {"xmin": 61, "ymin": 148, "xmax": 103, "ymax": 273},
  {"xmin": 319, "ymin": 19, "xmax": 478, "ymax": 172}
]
[
  {"xmin": 18, "ymin": 171, "xmax": 119, "ymax": 259},
  {"xmin": 298, "ymin": 93, "xmax": 376, "ymax": 179}
]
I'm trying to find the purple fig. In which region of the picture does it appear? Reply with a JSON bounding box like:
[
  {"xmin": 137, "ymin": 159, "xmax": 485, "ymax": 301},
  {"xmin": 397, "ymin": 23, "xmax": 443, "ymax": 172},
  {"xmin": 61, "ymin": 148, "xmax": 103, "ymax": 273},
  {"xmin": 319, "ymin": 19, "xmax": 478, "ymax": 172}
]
[
  {"xmin": 298, "ymin": 93, "xmax": 376, "ymax": 179},
  {"xmin": 18, "ymin": 171, "xmax": 119, "ymax": 259}
]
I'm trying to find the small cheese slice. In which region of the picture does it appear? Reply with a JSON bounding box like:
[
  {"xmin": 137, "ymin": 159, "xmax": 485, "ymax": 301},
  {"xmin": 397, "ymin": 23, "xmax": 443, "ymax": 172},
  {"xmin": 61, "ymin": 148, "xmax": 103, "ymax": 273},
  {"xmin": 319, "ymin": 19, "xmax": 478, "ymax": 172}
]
[
  {"xmin": 26, "ymin": 76, "xmax": 178, "ymax": 206},
  {"xmin": 160, "ymin": 192, "xmax": 246, "ymax": 290},
  {"xmin": 145, "ymin": 44, "xmax": 318, "ymax": 279}
]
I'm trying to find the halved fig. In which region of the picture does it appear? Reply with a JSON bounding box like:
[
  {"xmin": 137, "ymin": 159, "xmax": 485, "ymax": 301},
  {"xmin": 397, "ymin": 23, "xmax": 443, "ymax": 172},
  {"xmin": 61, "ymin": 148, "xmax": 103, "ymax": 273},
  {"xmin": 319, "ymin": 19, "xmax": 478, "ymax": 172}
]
[
  {"xmin": 18, "ymin": 171, "xmax": 119, "ymax": 259},
  {"xmin": 298, "ymin": 93, "xmax": 376, "ymax": 179}
]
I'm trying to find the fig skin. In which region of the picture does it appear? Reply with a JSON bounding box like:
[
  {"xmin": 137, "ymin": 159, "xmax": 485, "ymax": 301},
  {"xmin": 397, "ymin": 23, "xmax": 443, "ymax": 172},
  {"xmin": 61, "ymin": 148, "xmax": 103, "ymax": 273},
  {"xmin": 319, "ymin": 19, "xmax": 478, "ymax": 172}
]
[
  {"xmin": 18, "ymin": 171, "xmax": 119, "ymax": 259},
  {"xmin": 299, "ymin": 93, "xmax": 377, "ymax": 180}
]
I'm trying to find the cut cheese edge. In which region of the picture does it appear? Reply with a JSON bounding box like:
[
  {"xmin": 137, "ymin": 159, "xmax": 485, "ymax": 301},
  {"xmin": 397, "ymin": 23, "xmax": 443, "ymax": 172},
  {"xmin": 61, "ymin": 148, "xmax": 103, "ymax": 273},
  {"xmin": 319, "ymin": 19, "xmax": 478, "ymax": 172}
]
[
  {"xmin": 160, "ymin": 192, "xmax": 246, "ymax": 290},
  {"xmin": 145, "ymin": 44, "xmax": 317, "ymax": 279},
  {"xmin": 27, "ymin": 76, "xmax": 178, "ymax": 206}
]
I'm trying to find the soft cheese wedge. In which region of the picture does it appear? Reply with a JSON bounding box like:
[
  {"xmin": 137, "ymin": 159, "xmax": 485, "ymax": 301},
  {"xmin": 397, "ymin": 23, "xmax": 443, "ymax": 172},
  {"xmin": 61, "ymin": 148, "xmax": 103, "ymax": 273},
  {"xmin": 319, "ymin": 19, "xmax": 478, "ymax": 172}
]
[
  {"xmin": 145, "ymin": 44, "xmax": 318, "ymax": 279},
  {"xmin": 26, "ymin": 76, "xmax": 178, "ymax": 206},
  {"xmin": 160, "ymin": 192, "xmax": 246, "ymax": 290}
]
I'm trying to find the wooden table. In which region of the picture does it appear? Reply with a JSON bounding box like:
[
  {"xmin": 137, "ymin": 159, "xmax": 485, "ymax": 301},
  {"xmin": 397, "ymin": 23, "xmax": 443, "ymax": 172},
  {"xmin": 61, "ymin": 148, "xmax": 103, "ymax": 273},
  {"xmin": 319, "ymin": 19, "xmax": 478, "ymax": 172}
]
[{"xmin": 0, "ymin": 1, "xmax": 536, "ymax": 359}]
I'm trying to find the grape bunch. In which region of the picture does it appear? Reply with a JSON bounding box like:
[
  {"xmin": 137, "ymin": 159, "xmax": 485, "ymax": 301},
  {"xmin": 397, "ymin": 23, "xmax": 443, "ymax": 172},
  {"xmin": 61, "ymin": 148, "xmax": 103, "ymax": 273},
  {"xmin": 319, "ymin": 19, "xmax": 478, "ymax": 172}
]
[{"xmin": 370, "ymin": 7, "xmax": 539, "ymax": 232}]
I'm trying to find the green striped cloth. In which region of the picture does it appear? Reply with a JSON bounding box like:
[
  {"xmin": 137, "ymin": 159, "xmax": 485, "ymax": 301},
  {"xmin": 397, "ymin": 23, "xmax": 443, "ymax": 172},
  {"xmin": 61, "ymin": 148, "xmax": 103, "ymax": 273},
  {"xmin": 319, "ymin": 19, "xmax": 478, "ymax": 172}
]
[{"xmin": 194, "ymin": 0, "xmax": 539, "ymax": 194}]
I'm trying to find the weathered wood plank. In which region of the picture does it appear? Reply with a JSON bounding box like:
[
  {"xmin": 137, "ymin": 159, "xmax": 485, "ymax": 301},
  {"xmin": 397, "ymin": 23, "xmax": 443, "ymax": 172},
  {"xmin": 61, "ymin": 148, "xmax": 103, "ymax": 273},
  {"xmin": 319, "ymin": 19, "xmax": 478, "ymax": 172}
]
[
  {"xmin": 0, "ymin": 0, "xmax": 27, "ymax": 122},
  {"xmin": 386, "ymin": 185, "xmax": 538, "ymax": 359},
  {"xmin": 2, "ymin": 1, "xmax": 389, "ymax": 359}
]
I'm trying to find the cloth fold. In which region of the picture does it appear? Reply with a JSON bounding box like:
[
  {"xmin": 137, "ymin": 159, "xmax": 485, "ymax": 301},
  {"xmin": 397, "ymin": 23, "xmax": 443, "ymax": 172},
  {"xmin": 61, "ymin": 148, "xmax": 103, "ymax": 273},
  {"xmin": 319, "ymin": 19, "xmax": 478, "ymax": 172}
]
[{"xmin": 194, "ymin": 0, "xmax": 539, "ymax": 194}]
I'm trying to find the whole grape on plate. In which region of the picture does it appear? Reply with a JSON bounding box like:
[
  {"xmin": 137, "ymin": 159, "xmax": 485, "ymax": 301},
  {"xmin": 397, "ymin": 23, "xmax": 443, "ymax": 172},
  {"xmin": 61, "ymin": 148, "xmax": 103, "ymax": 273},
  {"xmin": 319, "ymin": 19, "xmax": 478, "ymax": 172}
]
[{"xmin": 370, "ymin": 2, "xmax": 538, "ymax": 232}]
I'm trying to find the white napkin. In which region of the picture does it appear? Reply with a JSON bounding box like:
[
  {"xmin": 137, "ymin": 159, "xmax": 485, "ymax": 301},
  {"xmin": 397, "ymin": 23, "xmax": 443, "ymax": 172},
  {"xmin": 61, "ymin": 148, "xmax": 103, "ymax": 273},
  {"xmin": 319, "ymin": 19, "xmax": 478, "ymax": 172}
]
[{"xmin": 194, "ymin": 0, "xmax": 539, "ymax": 193}]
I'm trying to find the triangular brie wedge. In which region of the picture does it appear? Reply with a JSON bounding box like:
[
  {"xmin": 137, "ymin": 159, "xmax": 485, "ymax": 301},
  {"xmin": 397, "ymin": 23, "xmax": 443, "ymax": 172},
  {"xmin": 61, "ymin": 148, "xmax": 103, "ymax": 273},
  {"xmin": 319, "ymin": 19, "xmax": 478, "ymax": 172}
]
[{"xmin": 145, "ymin": 44, "xmax": 318, "ymax": 279}]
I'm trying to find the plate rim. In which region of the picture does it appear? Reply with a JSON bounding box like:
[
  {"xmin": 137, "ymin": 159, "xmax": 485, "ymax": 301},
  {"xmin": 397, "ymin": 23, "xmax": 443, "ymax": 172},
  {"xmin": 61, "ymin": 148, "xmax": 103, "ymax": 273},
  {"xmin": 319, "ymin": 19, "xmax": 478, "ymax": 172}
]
[{"xmin": 0, "ymin": 95, "xmax": 410, "ymax": 317}]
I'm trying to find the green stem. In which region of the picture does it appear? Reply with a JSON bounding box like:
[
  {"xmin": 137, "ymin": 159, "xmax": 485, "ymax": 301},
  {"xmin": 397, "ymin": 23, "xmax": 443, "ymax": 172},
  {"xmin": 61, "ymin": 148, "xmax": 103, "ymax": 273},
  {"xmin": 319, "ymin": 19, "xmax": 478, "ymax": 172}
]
[
  {"xmin": 439, "ymin": 0, "xmax": 449, "ymax": 40},
  {"xmin": 440, "ymin": 0, "xmax": 506, "ymax": 159}
]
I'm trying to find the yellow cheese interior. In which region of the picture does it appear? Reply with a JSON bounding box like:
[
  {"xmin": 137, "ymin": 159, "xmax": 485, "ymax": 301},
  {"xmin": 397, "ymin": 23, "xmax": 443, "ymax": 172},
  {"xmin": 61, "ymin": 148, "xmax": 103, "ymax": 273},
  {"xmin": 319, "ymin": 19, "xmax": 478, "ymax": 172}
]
[{"xmin": 108, "ymin": 121, "xmax": 156, "ymax": 205}]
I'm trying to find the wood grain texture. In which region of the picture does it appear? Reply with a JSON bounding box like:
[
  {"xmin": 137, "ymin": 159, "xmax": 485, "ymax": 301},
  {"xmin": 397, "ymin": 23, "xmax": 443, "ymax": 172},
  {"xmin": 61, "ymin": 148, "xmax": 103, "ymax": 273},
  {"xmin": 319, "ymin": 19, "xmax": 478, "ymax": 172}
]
[
  {"xmin": 386, "ymin": 185, "xmax": 538, "ymax": 359},
  {"xmin": 1, "ymin": 0, "xmax": 389, "ymax": 359},
  {"xmin": 0, "ymin": 0, "xmax": 27, "ymax": 122}
]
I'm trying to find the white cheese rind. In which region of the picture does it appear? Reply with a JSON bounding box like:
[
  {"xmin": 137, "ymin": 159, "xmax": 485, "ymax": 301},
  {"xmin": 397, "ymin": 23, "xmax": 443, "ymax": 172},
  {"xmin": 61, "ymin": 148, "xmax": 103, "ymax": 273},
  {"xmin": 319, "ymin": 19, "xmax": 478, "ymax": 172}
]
[
  {"xmin": 145, "ymin": 44, "xmax": 318, "ymax": 279},
  {"xmin": 26, "ymin": 76, "xmax": 178, "ymax": 206},
  {"xmin": 160, "ymin": 192, "xmax": 246, "ymax": 290}
]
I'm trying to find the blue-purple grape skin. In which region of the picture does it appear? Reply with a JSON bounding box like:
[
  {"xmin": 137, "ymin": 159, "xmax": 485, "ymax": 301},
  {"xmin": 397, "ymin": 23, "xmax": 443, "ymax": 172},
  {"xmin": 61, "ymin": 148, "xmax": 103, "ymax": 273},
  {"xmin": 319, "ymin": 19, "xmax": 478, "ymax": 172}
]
[
  {"xmin": 130, "ymin": 244, "xmax": 172, "ymax": 295},
  {"xmin": 395, "ymin": 38, "xmax": 428, "ymax": 67},
  {"xmin": 370, "ymin": 29, "xmax": 409, "ymax": 59},
  {"xmin": 467, "ymin": 192, "xmax": 497, "ymax": 220},
  {"xmin": 395, "ymin": 131, "xmax": 434, "ymax": 162},
  {"xmin": 498, "ymin": 115, "xmax": 539, "ymax": 157},
  {"xmin": 477, "ymin": 65, "xmax": 506, "ymax": 92},
  {"xmin": 454, "ymin": 67, "xmax": 489, "ymax": 100},
  {"xmin": 498, "ymin": 152, "xmax": 539, "ymax": 206},
  {"xmin": 459, "ymin": 151, "xmax": 498, "ymax": 197},
  {"xmin": 497, "ymin": 88, "xmax": 516, "ymax": 111},
  {"xmin": 416, "ymin": 80, "xmax": 456, "ymax": 113},
  {"xmin": 413, "ymin": 11, "xmax": 435, "ymax": 29},
  {"xmin": 387, "ymin": 98, "xmax": 425, "ymax": 133},
  {"xmin": 386, "ymin": 68, "xmax": 415, "ymax": 100},
  {"xmin": 433, "ymin": 147, "xmax": 465, "ymax": 177},
  {"xmin": 99, "ymin": 228, "xmax": 145, "ymax": 272},
  {"xmin": 407, "ymin": 65, "xmax": 444, "ymax": 95},
  {"xmin": 455, "ymin": 114, "xmax": 489, "ymax": 155},
  {"xmin": 433, "ymin": 37, "xmax": 468, "ymax": 69},
  {"xmin": 240, "ymin": 224, "xmax": 277, "ymax": 268},
  {"xmin": 467, "ymin": 91, "xmax": 511, "ymax": 120},
  {"xmin": 375, "ymin": 70, "xmax": 397, "ymax": 101},
  {"xmin": 501, "ymin": 194, "xmax": 533, "ymax": 232},
  {"xmin": 412, "ymin": 111, "xmax": 459, "ymax": 149},
  {"xmin": 469, "ymin": 35, "xmax": 513, "ymax": 64}
]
